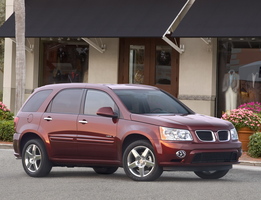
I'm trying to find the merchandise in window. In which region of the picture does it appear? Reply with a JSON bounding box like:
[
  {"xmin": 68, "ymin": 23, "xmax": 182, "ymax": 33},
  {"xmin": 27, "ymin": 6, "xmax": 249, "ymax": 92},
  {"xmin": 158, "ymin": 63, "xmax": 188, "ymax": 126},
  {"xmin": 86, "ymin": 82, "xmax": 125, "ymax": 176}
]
[
  {"xmin": 41, "ymin": 38, "xmax": 89, "ymax": 85},
  {"xmin": 218, "ymin": 38, "xmax": 261, "ymax": 117}
]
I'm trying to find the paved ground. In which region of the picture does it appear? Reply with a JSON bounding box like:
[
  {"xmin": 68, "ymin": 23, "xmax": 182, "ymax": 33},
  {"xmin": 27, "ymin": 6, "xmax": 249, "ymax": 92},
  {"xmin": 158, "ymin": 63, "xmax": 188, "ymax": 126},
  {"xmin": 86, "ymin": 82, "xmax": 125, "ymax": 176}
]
[
  {"xmin": 1, "ymin": 148, "xmax": 261, "ymax": 200},
  {"xmin": 1, "ymin": 141, "xmax": 261, "ymax": 166}
]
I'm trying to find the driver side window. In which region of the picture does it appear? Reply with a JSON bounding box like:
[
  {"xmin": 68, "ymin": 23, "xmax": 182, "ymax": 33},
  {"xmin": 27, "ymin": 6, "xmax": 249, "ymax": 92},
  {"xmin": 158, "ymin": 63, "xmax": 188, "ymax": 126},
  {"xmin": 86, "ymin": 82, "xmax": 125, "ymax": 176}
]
[{"xmin": 84, "ymin": 90, "xmax": 118, "ymax": 115}]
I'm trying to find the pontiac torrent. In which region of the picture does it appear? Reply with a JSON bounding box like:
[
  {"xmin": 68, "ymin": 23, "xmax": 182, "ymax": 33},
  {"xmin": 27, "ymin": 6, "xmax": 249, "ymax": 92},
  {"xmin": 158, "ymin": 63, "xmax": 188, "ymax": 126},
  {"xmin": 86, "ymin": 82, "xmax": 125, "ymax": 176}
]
[{"xmin": 13, "ymin": 83, "xmax": 242, "ymax": 181}]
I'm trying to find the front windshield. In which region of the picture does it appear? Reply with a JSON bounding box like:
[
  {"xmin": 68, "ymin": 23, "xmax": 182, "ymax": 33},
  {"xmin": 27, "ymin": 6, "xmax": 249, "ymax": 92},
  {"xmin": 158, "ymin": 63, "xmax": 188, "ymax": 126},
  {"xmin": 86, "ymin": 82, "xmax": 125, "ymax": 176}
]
[{"xmin": 114, "ymin": 89, "xmax": 191, "ymax": 115}]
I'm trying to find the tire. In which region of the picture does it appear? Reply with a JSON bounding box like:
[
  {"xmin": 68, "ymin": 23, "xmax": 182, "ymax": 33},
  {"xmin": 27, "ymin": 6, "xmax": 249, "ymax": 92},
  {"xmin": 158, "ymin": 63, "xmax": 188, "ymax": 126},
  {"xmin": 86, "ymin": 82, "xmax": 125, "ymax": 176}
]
[
  {"xmin": 22, "ymin": 139, "xmax": 52, "ymax": 177},
  {"xmin": 194, "ymin": 170, "xmax": 229, "ymax": 179},
  {"xmin": 123, "ymin": 140, "xmax": 163, "ymax": 181},
  {"xmin": 93, "ymin": 167, "xmax": 118, "ymax": 174}
]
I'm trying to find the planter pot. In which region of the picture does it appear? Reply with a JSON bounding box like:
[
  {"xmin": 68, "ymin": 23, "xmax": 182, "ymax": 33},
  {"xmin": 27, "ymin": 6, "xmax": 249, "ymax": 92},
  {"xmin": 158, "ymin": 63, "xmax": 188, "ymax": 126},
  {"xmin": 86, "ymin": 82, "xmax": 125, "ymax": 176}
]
[{"xmin": 237, "ymin": 127, "xmax": 255, "ymax": 151}]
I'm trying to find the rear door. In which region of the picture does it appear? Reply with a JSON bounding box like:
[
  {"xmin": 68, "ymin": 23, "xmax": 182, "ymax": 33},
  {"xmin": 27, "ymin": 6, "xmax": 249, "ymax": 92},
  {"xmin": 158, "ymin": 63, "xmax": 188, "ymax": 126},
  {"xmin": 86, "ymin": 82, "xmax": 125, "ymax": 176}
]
[
  {"xmin": 40, "ymin": 88, "xmax": 84, "ymax": 158},
  {"xmin": 77, "ymin": 89, "xmax": 118, "ymax": 161}
]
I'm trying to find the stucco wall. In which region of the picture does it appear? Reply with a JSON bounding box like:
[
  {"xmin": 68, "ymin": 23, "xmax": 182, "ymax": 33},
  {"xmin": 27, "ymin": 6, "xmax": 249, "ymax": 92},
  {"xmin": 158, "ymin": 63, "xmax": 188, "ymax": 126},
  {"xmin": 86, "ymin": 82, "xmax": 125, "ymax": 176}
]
[
  {"xmin": 24, "ymin": 38, "xmax": 40, "ymax": 100},
  {"xmin": 3, "ymin": 38, "xmax": 40, "ymax": 112},
  {"xmin": 178, "ymin": 38, "xmax": 217, "ymax": 116},
  {"xmin": 88, "ymin": 38, "xmax": 119, "ymax": 84},
  {"xmin": 3, "ymin": 0, "xmax": 15, "ymax": 110}
]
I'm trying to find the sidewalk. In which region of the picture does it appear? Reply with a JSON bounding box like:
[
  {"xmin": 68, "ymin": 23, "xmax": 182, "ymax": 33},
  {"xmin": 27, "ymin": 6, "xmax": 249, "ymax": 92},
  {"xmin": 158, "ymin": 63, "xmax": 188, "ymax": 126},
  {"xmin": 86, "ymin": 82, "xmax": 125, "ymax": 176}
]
[
  {"xmin": 0, "ymin": 141, "xmax": 13, "ymax": 149},
  {"xmin": 1, "ymin": 141, "xmax": 261, "ymax": 166},
  {"xmin": 239, "ymin": 152, "xmax": 261, "ymax": 166}
]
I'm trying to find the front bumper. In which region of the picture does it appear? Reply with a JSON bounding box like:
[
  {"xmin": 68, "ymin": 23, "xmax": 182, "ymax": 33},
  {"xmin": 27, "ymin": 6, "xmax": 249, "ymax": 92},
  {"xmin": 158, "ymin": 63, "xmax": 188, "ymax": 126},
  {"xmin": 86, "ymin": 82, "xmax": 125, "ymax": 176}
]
[{"xmin": 157, "ymin": 140, "xmax": 242, "ymax": 168}]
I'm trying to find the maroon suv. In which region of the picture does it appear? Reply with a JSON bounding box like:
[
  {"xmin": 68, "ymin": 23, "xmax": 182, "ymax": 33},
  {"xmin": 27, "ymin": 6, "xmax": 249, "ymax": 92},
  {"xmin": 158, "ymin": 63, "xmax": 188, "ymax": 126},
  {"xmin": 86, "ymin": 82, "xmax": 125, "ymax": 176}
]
[{"xmin": 13, "ymin": 83, "xmax": 241, "ymax": 181}]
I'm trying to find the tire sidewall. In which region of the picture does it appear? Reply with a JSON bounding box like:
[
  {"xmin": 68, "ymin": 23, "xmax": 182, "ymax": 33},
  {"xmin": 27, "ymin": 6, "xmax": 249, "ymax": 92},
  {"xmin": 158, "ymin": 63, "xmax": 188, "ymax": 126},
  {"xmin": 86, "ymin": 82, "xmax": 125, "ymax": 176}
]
[
  {"xmin": 194, "ymin": 170, "xmax": 229, "ymax": 179},
  {"xmin": 93, "ymin": 167, "xmax": 118, "ymax": 174}
]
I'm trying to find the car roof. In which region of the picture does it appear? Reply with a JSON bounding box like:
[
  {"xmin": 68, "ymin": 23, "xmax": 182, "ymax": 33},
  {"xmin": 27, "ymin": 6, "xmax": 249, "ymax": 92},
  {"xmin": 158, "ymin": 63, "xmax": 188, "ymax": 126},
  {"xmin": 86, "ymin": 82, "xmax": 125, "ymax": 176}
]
[
  {"xmin": 107, "ymin": 84, "xmax": 158, "ymax": 90},
  {"xmin": 34, "ymin": 83, "xmax": 158, "ymax": 92}
]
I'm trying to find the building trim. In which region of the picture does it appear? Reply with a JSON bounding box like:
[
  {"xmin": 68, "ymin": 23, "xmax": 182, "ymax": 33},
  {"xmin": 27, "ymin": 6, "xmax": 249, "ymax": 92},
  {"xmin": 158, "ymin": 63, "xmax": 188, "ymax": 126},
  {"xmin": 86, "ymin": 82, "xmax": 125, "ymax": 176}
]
[{"xmin": 178, "ymin": 94, "xmax": 216, "ymax": 101}]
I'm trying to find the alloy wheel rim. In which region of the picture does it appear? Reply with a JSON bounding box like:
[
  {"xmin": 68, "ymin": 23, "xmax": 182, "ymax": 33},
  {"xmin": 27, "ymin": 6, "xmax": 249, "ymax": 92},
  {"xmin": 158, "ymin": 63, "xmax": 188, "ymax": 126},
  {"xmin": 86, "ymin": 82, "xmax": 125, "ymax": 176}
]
[
  {"xmin": 127, "ymin": 145, "xmax": 155, "ymax": 178},
  {"xmin": 24, "ymin": 144, "xmax": 42, "ymax": 173}
]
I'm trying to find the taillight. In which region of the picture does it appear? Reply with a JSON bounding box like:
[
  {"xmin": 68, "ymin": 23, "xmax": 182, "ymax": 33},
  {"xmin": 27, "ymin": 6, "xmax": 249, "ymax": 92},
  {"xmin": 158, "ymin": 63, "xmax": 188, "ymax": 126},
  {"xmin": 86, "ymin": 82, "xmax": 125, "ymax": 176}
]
[{"xmin": 14, "ymin": 116, "xmax": 19, "ymax": 131}]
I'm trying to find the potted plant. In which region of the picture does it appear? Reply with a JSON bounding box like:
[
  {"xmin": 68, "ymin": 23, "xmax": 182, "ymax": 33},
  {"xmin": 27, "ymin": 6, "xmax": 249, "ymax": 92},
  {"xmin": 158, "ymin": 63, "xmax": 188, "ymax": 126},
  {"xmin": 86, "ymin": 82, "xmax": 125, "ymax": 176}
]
[
  {"xmin": 238, "ymin": 102, "xmax": 261, "ymax": 114},
  {"xmin": 222, "ymin": 107, "xmax": 261, "ymax": 151}
]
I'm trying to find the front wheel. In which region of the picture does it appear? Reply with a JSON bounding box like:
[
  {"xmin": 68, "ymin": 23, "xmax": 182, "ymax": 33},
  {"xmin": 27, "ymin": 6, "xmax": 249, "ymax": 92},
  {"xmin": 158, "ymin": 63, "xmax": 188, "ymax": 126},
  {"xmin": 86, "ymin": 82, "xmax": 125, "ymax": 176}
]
[
  {"xmin": 22, "ymin": 139, "xmax": 52, "ymax": 177},
  {"xmin": 194, "ymin": 170, "xmax": 229, "ymax": 179},
  {"xmin": 123, "ymin": 140, "xmax": 163, "ymax": 181}
]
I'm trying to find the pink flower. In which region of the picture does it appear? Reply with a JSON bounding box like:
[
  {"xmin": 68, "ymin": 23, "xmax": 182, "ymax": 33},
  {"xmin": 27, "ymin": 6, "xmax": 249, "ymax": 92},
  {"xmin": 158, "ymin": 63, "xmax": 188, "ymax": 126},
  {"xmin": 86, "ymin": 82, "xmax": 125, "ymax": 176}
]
[{"xmin": 221, "ymin": 108, "xmax": 261, "ymax": 131}]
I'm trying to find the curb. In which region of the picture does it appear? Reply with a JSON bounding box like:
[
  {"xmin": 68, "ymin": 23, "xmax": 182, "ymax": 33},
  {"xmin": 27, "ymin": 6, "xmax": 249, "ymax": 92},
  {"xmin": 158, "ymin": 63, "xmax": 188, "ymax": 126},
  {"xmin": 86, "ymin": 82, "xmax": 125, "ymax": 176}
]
[
  {"xmin": 239, "ymin": 160, "xmax": 261, "ymax": 167},
  {"xmin": 0, "ymin": 143, "xmax": 13, "ymax": 149}
]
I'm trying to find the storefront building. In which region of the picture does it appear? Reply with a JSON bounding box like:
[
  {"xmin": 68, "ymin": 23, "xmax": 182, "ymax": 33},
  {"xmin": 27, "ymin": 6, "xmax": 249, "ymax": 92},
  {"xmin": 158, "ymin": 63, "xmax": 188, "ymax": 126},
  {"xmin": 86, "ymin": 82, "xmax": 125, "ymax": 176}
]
[{"xmin": 0, "ymin": 0, "xmax": 261, "ymax": 117}]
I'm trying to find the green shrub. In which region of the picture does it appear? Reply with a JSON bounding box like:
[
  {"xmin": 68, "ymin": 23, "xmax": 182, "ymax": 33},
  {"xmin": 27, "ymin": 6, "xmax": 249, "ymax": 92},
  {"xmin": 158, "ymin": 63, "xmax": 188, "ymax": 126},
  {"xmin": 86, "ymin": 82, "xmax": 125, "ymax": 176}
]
[
  {"xmin": 0, "ymin": 120, "xmax": 14, "ymax": 142},
  {"xmin": 0, "ymin": 101, "xmax": 14, "ymax": 120},
  {"xmin": 248, "ymin": 132, "xmax": 261, "ymax": 158}
]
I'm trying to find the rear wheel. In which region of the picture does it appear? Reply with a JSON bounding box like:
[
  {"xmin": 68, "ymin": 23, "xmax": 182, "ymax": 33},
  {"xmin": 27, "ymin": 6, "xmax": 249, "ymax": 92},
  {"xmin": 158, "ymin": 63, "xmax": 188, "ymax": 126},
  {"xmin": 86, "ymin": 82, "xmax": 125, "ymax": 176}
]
[
  {"xmin": 22, "ymin": 139, "xmax": 52, "ymax": 177},
  {"xmin": 194, "ymin": 170, "xmax": 229, "ymax": 179},
  {"xmin": 123, "ymin": 140, "xmax": 163, "ymax": 181},
  {"xmin": 93, "ymin": 167, "xmax": 118, "ymax": 174}
]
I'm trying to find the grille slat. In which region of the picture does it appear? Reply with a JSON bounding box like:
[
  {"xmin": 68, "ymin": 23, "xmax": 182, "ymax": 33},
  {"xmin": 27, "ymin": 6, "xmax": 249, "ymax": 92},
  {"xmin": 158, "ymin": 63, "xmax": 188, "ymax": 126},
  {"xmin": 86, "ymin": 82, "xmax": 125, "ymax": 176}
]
[{"xmin": 192, "ymin": 152, "xmax": 238, "ymax": 163}]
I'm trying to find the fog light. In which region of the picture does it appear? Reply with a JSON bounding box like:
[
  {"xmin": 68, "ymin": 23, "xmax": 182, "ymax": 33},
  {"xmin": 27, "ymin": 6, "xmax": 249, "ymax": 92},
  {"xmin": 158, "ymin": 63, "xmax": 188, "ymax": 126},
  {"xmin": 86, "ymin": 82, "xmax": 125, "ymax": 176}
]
[{"xmin": 176, "ymin": 150, "xmax": 186, "ymax": 158}]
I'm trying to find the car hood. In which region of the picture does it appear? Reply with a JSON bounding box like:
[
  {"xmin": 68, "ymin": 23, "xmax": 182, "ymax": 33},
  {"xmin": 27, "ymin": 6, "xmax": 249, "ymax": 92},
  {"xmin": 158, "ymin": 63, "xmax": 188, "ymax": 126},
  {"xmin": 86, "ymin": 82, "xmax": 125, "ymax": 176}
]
[{"xmin": 130, "ymin": 113, "xmax": 233, "ymax": 131}]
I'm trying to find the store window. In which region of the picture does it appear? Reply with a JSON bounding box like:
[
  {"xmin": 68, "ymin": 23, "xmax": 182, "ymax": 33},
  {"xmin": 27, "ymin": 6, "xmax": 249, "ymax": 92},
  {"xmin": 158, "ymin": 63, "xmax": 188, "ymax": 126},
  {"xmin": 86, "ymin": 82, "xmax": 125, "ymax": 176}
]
[
  {"xmin": 155, "ymin": 45, "xmax": 172, "ymax": 85},
  {"xmin": 41, "ymin": 38, "xmax": 89, "ymax": 85},
  {"xmin": 217, "ymin": 38, "xmax": 261, "ymax": 116}
]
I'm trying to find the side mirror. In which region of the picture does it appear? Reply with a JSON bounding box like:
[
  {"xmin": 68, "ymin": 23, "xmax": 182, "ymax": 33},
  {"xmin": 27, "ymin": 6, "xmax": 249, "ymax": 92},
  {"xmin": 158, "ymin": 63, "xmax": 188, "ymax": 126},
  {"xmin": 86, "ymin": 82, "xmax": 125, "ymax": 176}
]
[{"xmin": 96, "ymin": 107, "xmax": 118, "ymax": 118}]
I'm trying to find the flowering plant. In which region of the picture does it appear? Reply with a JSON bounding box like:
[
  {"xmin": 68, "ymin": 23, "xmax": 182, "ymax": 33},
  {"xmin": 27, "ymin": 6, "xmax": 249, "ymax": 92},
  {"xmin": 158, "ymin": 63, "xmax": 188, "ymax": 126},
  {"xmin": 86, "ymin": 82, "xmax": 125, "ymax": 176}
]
[
  {"xmin": 221, "ymin": 108, "xmax": 261, "ymax": 131},
  {"xmin": 238, "ymin": 102, "xmax": 261, "ymax": 114},
  {"xmin": 0, "ymin": 102, "xmax": 13, "ymax": 120}
]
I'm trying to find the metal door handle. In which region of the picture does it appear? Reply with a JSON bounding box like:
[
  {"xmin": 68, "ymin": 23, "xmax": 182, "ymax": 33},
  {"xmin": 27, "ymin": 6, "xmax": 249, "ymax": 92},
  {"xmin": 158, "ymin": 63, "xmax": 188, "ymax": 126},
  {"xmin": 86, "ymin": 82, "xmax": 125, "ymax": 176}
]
[
  {"xmin": 78, "ymin": 120, "xmax": 88, "ymax": 124},
  {"xmin": 44, "ymin": 117, "xmax": 52, "ymax": 121}
]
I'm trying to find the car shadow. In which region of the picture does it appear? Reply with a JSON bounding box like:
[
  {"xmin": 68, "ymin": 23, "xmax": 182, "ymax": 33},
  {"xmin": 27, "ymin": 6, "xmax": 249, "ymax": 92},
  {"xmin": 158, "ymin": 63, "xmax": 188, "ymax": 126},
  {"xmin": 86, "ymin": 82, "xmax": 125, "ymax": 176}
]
[{"xmin": 45, "ymin": 168, "xmax": 235, "ymax": 182}]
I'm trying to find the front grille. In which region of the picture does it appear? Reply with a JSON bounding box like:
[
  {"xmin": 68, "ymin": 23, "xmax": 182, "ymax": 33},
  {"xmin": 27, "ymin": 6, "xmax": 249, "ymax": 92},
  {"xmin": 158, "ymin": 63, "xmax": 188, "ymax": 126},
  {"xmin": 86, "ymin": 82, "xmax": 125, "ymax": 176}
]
[
  {"xmin": 195, "ymin": 131, "xmax": 214, "ymax": 141},
  {"xmin": 217, "ymin": 130, "xmax": 230, "ymax": 141},
  {"xmin": 195, "ymin": 130, "xmax": 230, "ymax": 142},
  {"xmin": 192, "ymin": 152, "xmax": 238, "ymax": 163}
]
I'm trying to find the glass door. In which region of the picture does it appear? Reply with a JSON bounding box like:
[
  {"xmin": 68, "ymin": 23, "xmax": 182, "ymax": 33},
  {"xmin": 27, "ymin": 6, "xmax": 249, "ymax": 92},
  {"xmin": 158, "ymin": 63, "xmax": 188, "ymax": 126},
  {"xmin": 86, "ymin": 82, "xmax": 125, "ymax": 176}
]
[
  {"xmin": 119, "ymin": 38, "xmax": 179, "ymax": 97},
  {"xmin": 129, "ymin": 45, "xmax": 145, "ymax": 84}
]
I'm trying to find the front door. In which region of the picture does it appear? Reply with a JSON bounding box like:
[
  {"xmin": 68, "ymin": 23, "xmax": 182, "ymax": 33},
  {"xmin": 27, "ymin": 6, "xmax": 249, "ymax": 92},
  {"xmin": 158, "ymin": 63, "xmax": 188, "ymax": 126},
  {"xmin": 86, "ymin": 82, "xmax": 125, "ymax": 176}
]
[
  {"xmin": 77, "ymin": 89, "xmax": 118, "ymax": 161},
  {"xmin": 119, "ymin": 38, "xmax": 179, "ymax": 97}
]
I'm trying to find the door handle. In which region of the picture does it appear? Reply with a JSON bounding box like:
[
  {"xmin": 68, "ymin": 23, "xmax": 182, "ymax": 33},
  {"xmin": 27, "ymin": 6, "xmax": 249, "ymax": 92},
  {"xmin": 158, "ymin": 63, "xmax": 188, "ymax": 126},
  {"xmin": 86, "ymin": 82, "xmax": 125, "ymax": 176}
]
[
  {"xmin": 78, "ymin": 120, "xmax": 88, "ymax": 124},
  {"xmin": 44, "ymin": 117, "xmax": 52, "ymax": 121}
]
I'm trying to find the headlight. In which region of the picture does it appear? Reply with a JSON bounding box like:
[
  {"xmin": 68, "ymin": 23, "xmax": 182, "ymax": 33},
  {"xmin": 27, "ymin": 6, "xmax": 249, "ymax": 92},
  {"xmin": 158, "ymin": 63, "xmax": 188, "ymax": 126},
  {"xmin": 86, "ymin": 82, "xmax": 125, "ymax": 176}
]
[
  {"xmin": 160, "ymin": 127, "xmax": 193, "ymax": 141},
  {"xmin": 230, "ymin": 128, "xmax": 239, "ymax": 140}
]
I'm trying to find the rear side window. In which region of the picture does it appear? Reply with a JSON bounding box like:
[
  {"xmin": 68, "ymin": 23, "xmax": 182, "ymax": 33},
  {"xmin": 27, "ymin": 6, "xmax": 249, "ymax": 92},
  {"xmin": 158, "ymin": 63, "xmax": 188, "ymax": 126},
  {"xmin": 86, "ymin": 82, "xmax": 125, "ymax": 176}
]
[
  {"xmin": 22, "ymin": 89, "xmax": 52, "ymax": 112},
  {"xmin": 47, "ymin": 89, "xmax": 84, "ymax": 114}
]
